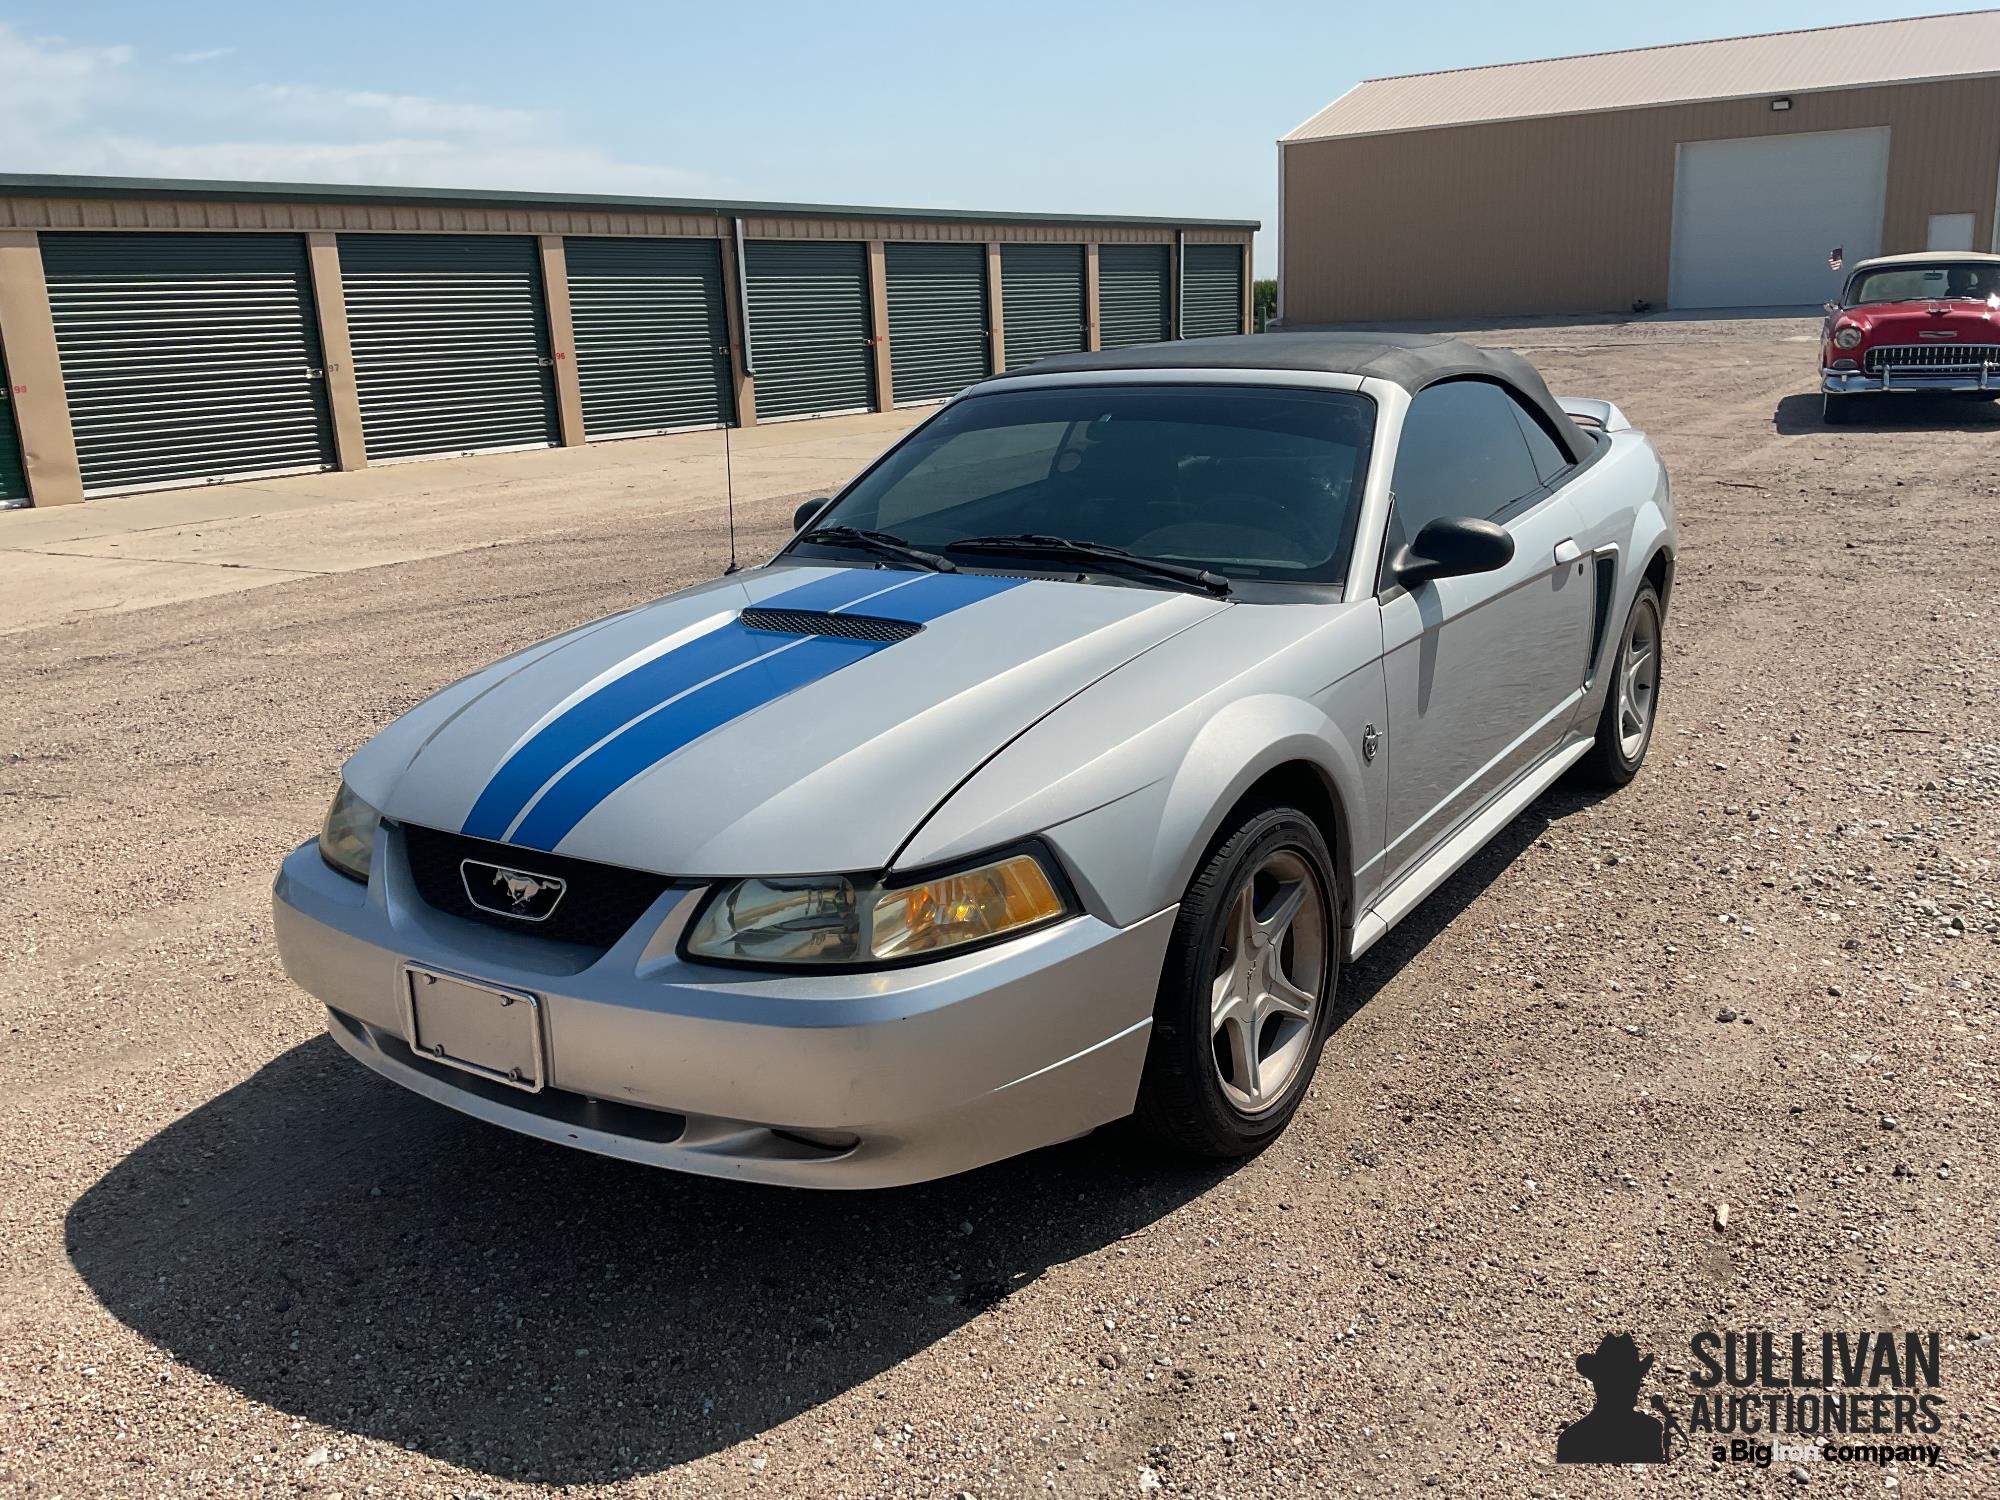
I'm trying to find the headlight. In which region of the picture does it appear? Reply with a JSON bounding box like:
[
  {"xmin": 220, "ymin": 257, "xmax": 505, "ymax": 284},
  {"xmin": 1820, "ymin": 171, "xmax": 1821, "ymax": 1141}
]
[
  {"xmin": 684, "ymin": 849, "xmax": 1072, "ymax": 967},
  {"xmin": 319, "ymin": 781, "xmax": 382, "ymax": 882},
  {"xmin": 1834, "ymin": 324, "xmax": 1863, "ymax": 349}
]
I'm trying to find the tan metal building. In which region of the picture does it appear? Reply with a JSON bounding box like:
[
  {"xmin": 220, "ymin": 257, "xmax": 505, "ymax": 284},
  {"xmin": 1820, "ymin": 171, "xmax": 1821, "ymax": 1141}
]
[
  {"xmin": 0, "ymin": 175, "xmax": 1255, "ymax": 508},
  {"xmin": 1279, "ymin": 11, "xmax": 2000, "ymax": 324}
]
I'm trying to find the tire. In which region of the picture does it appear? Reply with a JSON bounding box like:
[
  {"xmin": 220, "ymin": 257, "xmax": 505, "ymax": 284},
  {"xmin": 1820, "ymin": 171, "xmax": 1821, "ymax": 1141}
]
[
  {"xmin": 1576, "ymin": 582, "xmax": 1663, "ymax": 787},
  {"xmin": 1822, "ymin": 391, "xmax": 1853, "ymax": 425},
  {"xmin": 1135, "ymin": 802, "xmax": 1340, "ymax": 1158}
]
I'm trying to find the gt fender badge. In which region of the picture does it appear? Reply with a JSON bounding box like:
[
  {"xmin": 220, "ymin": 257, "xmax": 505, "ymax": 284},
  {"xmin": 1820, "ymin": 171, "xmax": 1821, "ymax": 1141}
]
[{"xmin": 1361, "ymin": 724, "xmax": 1380, "ymax": 763}]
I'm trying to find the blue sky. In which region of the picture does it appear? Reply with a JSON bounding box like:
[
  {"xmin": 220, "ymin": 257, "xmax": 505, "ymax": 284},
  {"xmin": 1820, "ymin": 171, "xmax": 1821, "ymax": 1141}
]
[{"xmin": 1, "ymin": 2, "xmax": 1990, "ymax": 272}]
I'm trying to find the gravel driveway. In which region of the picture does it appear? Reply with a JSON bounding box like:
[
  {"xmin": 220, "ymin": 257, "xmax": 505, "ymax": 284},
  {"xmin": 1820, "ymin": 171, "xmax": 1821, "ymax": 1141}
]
[{"xmin": 2, "ymin": 314, "xmax": 1995, "ymax": 1498}]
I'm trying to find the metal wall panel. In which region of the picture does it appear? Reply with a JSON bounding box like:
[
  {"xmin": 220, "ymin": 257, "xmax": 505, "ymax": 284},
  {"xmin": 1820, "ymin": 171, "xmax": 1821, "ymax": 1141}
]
[
  {"xmin": 743, "ymin": 240, "xmax": 875, "ymax": 420},
  {"xmin": 1280, "ymin": 75, "xmax": 2000, "ymax": 322},
  {"xmin": 337, "ymin": 233, "xmax": 558, "ymax": 460},
  {"xmin": 39, "ymin": 232, "xmax": 334, "ymax": 494},
  {"xmin": 1098, "ymin": 244, "xmax": 1171, "ymax": 348},
  {"xmin": 0, "ymin": 339, "xmax": 26, "ymax": 504},
  {"xmin": 885, "ymin": 242, "xmax": 988, "ymax": 404},
  {"xmin": 564, "ymin": 236, "xmax": 733, "ymax": 438},
  {"xmin": 1000, "ymin": 244, "xmax": 1087, "ymax": 368},
  {"xmin": 1181, "ymin": 244, "xmax": 1244, "ymax": 338}
]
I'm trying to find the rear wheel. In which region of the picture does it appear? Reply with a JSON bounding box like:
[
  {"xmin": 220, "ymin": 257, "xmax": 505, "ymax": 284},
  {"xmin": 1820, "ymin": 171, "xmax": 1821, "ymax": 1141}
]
[
  {"xmin": 1822, "ymin": 391, "xmax": 1855, "ymax": 425},
  {"xmin": 1135, "ymin": 803, "xmax": 1339, "ymax": 1158},
  {"xmin": 1577, "ymin": 583, "xmax": 1662, "ymax": 787}
]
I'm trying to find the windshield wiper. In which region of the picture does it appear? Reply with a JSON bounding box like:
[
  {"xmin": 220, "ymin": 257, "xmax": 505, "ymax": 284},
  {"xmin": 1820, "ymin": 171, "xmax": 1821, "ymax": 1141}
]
[
  {"xmin": 799, "ymin": 525, "xmax": 956, "ymax": 573},
  {"xmin": 947, "ymin": 533, "xmax": 1231, "ymax": 596}
]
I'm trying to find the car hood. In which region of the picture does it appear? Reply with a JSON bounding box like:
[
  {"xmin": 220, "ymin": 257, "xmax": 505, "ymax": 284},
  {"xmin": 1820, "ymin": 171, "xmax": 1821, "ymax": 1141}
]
[
  {"xmin": 1841, "ymin": 302, "xmax": 2000, "ymax": 344},
  {"xmin": 349, "ymin": 564, "xmax": 1226, "ymax": 876}
]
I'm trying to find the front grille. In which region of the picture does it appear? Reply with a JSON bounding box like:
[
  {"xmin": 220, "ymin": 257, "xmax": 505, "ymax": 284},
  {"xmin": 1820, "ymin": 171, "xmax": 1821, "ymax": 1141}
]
[
  {"xmin": 1863, "ymin": 342, "xmax": 2000, "ymax": 371},
  {"xmin": 738, "ymin": 607, "xmax": 921, "ymax": 642},
  {"xmin": 400, "ymin": 823, "xmax": 676, "ymax": 951}
]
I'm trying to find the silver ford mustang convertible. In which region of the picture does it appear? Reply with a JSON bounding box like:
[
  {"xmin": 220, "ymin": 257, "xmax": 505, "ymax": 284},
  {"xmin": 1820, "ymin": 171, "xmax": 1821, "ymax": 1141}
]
[{"xmin": 274, "ymin": 332, "xmax": 1675, "ymax": 1188}]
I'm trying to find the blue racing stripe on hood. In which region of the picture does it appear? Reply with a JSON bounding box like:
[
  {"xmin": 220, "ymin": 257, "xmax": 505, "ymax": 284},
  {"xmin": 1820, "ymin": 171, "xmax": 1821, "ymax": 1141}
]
[
  {"xmin": 506, "ymin": 631, "xmax": 883, "ymax": 851},
  {"xmin": 460, "ymin": 568, "xmax": 1023, "ymax": 850},
  {"xmin": 459, "ymin": 568, "xmax": 921, "ymax": 842}
]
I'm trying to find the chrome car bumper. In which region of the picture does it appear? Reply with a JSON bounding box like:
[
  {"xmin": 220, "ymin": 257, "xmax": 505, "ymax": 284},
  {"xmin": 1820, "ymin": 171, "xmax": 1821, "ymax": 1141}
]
[
  {"xmin": 271, "ymin": 832, "xmax": 1175, "ymax": 1188},
  {"xmin": 1822, "ymin": 366, "xmax": 2000, "ymax": 394}
]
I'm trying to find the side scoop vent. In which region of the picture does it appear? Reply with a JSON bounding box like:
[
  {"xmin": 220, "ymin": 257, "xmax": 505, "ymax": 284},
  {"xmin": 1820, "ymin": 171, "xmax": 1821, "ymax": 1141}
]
[{"xmin": 738, "ymin": 608, "xmax": 922, "ymax": 643}]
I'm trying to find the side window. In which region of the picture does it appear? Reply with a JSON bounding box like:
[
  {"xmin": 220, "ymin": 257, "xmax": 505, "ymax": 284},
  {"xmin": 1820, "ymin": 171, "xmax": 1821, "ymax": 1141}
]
[
  {"xmin": 1383, "ymin": 380, "xmax": 1543, "ymax": 564},
  {"xmin": 1509, "ymin": 400, "xmax": 1570, "ymax": 487}
]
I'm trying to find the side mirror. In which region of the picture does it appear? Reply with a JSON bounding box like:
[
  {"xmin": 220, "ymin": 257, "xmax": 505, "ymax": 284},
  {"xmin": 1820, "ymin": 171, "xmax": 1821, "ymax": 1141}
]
[
  {"xmin": 1392, "ymin": 516, "xmax": 1515, "ymax": 588},
  {"xmin": 793, "ymin": 497, "xmax": 833, "ymax": 534}
]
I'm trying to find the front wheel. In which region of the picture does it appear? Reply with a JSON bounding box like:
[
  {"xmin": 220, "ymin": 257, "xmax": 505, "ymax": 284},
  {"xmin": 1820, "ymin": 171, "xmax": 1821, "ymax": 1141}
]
[
  {"xmin": 1135, "ymin": 803, "xmax": 1339, "ymax": 1158},
  {"xmin": 1576, "ymin": 582, "xmax": 1662, "ymax": 787},
  {"xmin": 1822, "ymin": 391, "xmax": 1855, "ymax": 425}
]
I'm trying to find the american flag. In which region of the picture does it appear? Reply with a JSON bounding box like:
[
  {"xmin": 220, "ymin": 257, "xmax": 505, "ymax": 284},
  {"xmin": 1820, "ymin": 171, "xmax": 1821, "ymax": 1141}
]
[{"xmin": 1828, "ymin": 247, "xmax": 1844, "ymax": 271}]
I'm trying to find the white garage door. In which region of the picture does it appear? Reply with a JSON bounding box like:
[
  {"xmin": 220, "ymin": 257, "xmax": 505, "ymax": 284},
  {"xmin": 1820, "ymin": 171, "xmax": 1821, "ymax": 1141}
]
[{"xmin": 1669, "ymin": 127, "xmax": 1890, "ymax": 309}]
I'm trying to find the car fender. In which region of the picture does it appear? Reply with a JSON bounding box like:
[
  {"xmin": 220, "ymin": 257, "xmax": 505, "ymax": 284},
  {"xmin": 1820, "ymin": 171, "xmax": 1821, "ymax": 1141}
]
[
  {"xmin": 897, "ymin": 606, "xmax": 1386, "ymax": 931},
  {"xmin": 1629, "ymin": 464, "xmax": 1676, "ymax": 611},
  {"xmin": 1127, "ymin": 692, "xmax": 1371, "ymax": 929}
]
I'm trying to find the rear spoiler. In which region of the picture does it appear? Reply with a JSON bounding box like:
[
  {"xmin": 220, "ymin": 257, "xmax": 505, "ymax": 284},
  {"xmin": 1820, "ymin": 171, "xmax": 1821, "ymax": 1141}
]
[{"xmin": 1558, "ymin": 396, "xmax": 1632, "ymax": 433}]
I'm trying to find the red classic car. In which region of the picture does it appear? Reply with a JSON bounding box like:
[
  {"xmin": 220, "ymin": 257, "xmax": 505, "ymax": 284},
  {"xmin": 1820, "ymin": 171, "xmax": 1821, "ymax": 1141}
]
[{"xmin": 1820, "ymin": 251, "xmax": 2000, "ymax": 423}]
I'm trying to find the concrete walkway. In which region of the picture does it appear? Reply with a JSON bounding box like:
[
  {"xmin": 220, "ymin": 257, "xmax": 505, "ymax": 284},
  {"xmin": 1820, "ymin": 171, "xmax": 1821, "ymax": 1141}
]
[{"xmin": 0, "ymin": 410, "xmax": 927, "ymax": 635}]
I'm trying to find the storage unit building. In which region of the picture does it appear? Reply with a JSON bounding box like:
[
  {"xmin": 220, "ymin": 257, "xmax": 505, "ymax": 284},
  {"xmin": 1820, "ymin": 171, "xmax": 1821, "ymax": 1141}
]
[
  {"xmin": 884, "ymin": 242, "xmax": 989, "ymax": 404},
  {"xmin": 41, "ymin": 232, "xmax": 334, "ymax": 494},
  {"xmin": 1279, "ymin": 11, "xmax": 2000, "ymax": 322},
  {"xmin": 1098, "ymin": 244, "xmax": 1171, "ymax": 348},
  {"xmin": 1000, "ymin": 244, "xmax": 1088, "ymax": 369},
  {"xmin": 564, "ymin": 236, "xmax": 734, "ymax": 439},
  {"xmin": 0, "ymin": 175, "xmax": 1253, "ymax": 506}
]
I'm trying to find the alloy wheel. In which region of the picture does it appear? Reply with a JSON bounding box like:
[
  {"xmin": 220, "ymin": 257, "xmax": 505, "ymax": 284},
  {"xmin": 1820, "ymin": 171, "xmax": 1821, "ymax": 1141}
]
[
  {"xmin": 1617, "ymin": 593, "xmax": 1661, "ymax": 761},
  {"xmin": 1209, "ymin": 849, "xmax": 1328, "ymax": 1115}
]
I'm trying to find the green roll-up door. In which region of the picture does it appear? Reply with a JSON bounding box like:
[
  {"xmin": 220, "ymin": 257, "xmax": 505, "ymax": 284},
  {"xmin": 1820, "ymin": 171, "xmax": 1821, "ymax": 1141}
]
[
  {"xmin": 0, "ymin": 340, "xmax": 26, "ymax": 505},
  {"xmin": 1182, "ymin": 244, "xmax": 1245, "ymax": 339},
  {"xmin": 743, "ymin": 240, "xmax": 874, "ymax": 421},
  {"xmin": 565, "ymin": 237, "xmax": 734, "ymax": 439},
  {"xmin": 1098, "ymin": 245, "xmax": 1170, "ymax": 349},
  {"xmin": 338, "ymin": 234, "xmax": 558, "ymax": 460},
  {"xmin": 40, "ymin": 232, "xmax": 334, "ymax": 495},
  {"xmin": 1001, "ymin": 244, "xmax": 1086, "ymax": 370},
  {"xmin": 885, "ymin": 242, "xmax": 988, "ymax": 405}
]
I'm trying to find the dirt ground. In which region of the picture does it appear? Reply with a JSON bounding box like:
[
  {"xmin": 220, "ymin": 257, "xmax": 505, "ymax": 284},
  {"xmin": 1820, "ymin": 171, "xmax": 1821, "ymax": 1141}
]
[{"xmin": 1, "ymin": 314, "xmax": 1995, "ymax": 1499}]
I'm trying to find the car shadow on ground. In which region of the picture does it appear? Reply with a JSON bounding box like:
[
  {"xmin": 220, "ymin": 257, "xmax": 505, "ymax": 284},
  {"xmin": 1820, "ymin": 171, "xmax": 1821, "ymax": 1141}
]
[
  {"xmin": 66, "ymin": 782, "xmax": 1610, "ymax": 1486},
  {"xmin": 66, "ymin": 1026, "xmax": 1234, "ymax": 1483},
  {"xmin": 1773, "ymin": 390, "xmax": 2000, "ymax": 434}
]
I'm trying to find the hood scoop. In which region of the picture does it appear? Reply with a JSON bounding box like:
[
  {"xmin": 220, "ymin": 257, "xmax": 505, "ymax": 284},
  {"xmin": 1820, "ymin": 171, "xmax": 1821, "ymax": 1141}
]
[{"xmin": 737, "ymin": 607, "xmax": 923, "ymax": 643}]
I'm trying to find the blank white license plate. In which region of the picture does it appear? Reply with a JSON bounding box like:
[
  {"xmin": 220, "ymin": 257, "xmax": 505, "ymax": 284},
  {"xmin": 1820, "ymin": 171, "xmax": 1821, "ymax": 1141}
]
[{"xmin": 401, "ymin": 964, "xmax": 545, "ymax": 1092}]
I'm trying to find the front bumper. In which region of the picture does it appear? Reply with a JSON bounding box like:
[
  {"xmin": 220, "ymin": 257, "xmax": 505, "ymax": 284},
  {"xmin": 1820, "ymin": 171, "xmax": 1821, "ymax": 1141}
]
[
  {"xmin": 271, "ymin": 830, "xmax": 1175, "ymax": 1188},
  {"xmin": 1822, "ymin": 365, "xmax": 2000, "ymax": 394}
]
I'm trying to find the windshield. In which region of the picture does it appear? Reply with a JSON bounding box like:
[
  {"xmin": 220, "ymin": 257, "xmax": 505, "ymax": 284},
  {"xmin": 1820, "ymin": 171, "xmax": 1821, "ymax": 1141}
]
[
  {"xmin": 794, "ymin": 384, "xmax": 1376, "ymax": 586},
  {"xmin": 1847, "ymin": 263, "xmax": 2000, "ymax": 305}
]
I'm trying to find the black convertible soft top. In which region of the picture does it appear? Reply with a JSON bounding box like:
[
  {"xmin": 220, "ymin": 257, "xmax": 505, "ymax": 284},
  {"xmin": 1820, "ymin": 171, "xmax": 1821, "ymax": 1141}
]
[{"xmin": 992, "ymin": 332, "xmax": 1592, "ymax": 463}]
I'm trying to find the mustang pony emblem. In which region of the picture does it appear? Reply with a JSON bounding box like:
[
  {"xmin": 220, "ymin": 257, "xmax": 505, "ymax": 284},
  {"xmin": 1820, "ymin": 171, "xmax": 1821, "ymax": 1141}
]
[
  {"xmin": 498, "ymin": 872, "xmax": 548, "ymax": 905},
  {"xmin": 459, "ymin": 859, "xmax": 567, "ymax": 922}
]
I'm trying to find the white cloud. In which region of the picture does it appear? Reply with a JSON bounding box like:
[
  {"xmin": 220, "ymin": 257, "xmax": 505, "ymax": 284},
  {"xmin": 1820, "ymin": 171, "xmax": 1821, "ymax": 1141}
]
[
  {"xmin": 0, "ymin": 27, "xmax": 132, "ymax": 134},
  {"xmin": 0, "ymin": 23, "xmax": 716, "ymax": 196},
  {"xmin": 250, "ymin": 83, "xmax": 540, "ymax": 140}
]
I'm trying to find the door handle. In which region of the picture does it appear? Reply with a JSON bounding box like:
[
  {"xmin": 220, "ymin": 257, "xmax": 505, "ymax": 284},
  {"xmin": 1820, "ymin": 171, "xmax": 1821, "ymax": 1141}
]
[{"xmin": 1553, "ymin": 538, "xmax": 1583, "ymax": 566}]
